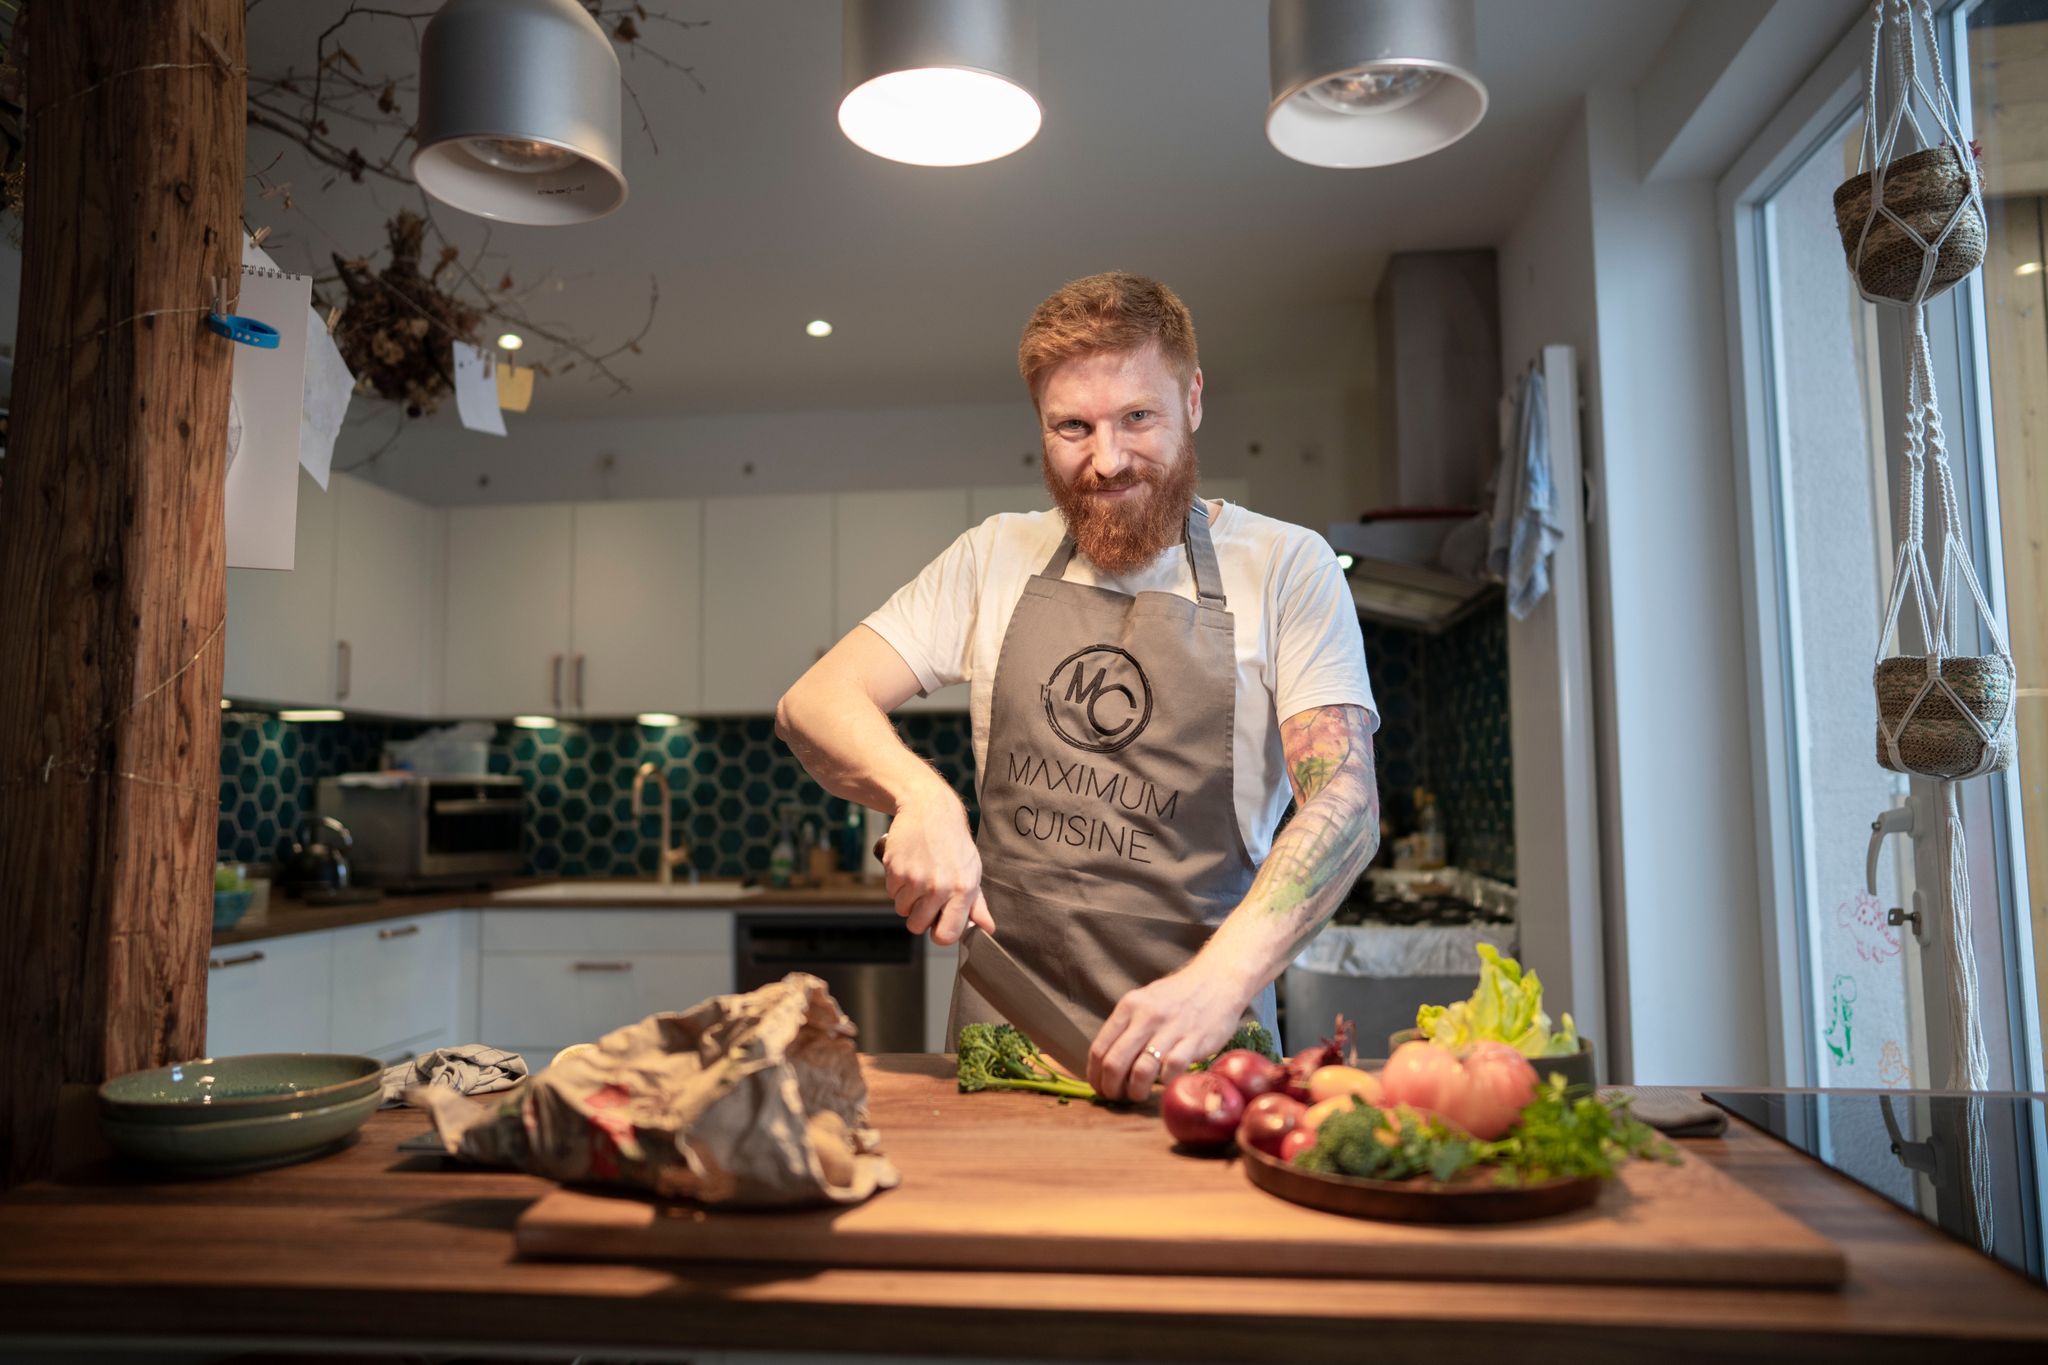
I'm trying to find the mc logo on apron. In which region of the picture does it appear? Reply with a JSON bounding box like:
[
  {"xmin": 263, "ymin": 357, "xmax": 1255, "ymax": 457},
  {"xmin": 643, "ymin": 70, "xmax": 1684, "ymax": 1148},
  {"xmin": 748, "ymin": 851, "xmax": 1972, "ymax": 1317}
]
[{"xmin": 1040, "ymin": 644, "xmax": 1154, "ymax": 754}]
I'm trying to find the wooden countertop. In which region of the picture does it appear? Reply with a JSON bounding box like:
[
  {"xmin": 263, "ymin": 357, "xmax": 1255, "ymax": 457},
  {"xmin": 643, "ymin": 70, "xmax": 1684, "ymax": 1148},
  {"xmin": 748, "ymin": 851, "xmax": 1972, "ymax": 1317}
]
[
  {"xmin": 215, "ymin": 879, "xmax": 897, "ymax": 945},
  {"xmin": 2, "ymin": 1065, "xmax": 2044, "ymax": 1360}
]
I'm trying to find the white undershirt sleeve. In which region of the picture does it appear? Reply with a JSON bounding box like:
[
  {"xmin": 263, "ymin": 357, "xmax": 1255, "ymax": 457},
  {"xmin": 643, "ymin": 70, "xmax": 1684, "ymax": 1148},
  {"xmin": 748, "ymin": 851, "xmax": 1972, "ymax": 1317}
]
[{"xmin": 1271, "ymin": 536, "xmax": 1380, "ymax": 733}]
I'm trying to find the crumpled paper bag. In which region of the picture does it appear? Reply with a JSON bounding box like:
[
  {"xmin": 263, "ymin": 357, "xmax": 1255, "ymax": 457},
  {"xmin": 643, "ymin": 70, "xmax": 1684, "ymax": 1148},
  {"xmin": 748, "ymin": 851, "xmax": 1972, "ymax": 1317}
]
[{"xmin": 410, "ymin": 973, "xmax": 901, "ymax": 1207}]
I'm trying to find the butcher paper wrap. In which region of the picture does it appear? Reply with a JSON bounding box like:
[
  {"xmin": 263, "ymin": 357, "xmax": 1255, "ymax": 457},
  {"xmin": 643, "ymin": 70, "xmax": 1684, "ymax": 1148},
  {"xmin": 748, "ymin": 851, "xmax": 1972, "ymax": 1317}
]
[{"xmin": 411, "ymin": 972, "xmax": 900, "ymax": 1207}]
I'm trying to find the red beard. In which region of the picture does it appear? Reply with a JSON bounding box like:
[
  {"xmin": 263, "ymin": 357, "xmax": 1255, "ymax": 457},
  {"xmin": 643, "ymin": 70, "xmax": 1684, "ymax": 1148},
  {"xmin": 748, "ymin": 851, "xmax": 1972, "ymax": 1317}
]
[{"xmin": 1044, "ymin": 435, "xmax": 1201, "ymax": 576}]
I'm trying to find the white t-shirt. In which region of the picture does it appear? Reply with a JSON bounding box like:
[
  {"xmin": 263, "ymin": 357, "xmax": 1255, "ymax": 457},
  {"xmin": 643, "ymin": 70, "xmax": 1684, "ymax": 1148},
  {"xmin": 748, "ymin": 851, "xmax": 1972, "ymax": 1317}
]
[{"xmin": 863, "ymin": 500, "xmax": 1377, "ymax": 865}]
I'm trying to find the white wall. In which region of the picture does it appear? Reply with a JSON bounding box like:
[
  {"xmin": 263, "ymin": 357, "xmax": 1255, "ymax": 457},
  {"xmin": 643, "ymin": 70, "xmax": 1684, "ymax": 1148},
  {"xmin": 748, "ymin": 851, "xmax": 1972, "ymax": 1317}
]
[
  {"xmin": 1495, "ymin": 114, "xmax": 1616, "ymax": 1076},
  {"xmin": 1495, "ymin": 89, "xmax": 1770, "ymax": 1086},
  {"xmin": 343, "ymin": 382, "xmax": 1364, "ymax": 539},
  {"xmin": 1582, "ymin": 87, "xmax": 1766, "ymax": 1086}
]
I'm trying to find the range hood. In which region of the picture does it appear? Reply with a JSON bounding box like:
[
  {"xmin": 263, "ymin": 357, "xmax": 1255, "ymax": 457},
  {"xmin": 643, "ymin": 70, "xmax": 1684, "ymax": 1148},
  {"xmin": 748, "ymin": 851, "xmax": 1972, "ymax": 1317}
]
[{"xmin": 1328, "ymin": 509, "xmax": 1497, "ymax": 633}]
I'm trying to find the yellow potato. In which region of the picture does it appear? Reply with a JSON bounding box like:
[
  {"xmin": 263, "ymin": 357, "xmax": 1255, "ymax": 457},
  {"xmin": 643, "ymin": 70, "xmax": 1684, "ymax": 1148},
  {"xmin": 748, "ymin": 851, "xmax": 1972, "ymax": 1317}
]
[
  {"xmin": 1300, "ymin": 1095, "xmax": 1358, "ymax": 1134},
  {"xmin": 1307, "ymin": 1064, "xmax": 1384, "ymax": 1106}
]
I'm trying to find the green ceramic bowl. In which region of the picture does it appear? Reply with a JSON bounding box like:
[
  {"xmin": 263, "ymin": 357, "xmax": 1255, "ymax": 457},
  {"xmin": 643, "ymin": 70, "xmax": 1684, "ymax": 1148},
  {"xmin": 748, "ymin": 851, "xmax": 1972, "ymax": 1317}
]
[
  {"xmin": 99, "ymin": 1088, "xmax": 379, "ymax": 1176},
  {"xmin": 98, "ymin": 1053, "xmax": 382, "ymax": 1126}
]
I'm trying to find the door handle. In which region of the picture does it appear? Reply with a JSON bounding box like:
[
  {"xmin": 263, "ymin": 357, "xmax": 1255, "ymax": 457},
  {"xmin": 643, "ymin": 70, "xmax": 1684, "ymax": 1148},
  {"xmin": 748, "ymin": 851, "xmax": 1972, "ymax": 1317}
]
[
  {"xmin": 574, "ymin": 653, "xmax": 586, "ymax": 710},
  {"xmin": 550, "ymin": 653, "xmax": 564, "ymax": 709},
  {"xmin": 376, "ymin": 924, "xmax": 420, "ymax": 941},
  {"xmin": 209, "ymin": 951, "xmax": 266, "ymax": 970},
  {"xmin": 337, "ymin": 640, "xmax": 351, "ymax": 700},
  {"xmin": 1866, "ymin": 798, "xmax": 1928, "ymax": 945}
]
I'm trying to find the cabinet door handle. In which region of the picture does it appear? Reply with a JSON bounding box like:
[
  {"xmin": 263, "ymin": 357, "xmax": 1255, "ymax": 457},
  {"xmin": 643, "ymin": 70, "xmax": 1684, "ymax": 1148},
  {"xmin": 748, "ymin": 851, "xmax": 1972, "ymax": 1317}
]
[
  {"xmin": 337, "ymin": 640, "xmax": 352, "ymax": 700},
  {"xmin": 550, "ymin": 653, "xmax": 564, "ymax": 709},
  {"xmin": 572, "ymin": 960, "xmax": 633, "ymax": 973},
  {"xmin": 209, "ymin": 951, "xmax": 266, "ymax": 970},
  {"xmin": 574, "ymin": 654, "xmax": 586, "ymax": 710},
  {"xmin": 376, "ymin": 924, "xmax": 420, "ymax": 941}
]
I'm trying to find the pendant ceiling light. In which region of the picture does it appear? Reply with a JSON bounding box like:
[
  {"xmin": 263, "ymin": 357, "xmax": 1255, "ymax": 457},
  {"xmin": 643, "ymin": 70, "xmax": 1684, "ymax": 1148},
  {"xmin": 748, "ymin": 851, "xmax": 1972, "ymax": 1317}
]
[
  {"xmin": 839, "ymin": 0, "xmax": 1041, "ymax": 167},
  {"xmin": 1266, "ymin": 0, "xmax": 1487, "ymax": 169},
  {"xmin": 412, "ymin": 0, "xmax": 627, "ymax": 225}
]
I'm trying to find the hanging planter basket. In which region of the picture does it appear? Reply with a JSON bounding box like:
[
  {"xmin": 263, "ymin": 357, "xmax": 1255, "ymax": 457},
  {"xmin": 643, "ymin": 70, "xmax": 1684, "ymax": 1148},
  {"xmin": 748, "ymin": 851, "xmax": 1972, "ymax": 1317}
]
[
  {"xmin": 1832, "ymin": 143, "xmax": 1985, "ymax": 304},
  {"xmin": 1874, "ymin": 652, "xmax": 2015, "ymax": 778}
]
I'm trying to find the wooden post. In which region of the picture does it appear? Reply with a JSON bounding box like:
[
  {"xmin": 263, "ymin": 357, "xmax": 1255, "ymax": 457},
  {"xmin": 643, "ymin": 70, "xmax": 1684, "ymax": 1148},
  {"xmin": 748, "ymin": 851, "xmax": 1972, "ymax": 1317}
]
[{"xmin": 0, "ymin": 0, "xmax": 245, "ymax": 1187}]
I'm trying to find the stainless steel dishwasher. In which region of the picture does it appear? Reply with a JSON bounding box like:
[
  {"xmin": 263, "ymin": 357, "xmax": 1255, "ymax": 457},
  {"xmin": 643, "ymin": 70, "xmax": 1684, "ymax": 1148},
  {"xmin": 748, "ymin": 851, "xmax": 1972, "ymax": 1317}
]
[{"xmin": 733, "ymin": 914, "xmax": 924, "ymax": 1052}]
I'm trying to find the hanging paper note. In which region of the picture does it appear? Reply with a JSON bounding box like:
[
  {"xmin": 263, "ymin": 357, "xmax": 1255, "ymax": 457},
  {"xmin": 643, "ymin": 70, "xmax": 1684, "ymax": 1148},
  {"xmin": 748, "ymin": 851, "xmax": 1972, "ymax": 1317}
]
[
  {"xmin": 452, "ymin": 340, "xmax": 507, "ymax": 436},
  {"xmin": 496, "ymin": 363, "xmax": 535, "ymax": 413},
  {"xmin": 225, "ymin": 257, "xmax": 312, "ymax": 569},
  {"xmin": 299, "ymin": 303, "xmax": 355, "ymax": 489}
]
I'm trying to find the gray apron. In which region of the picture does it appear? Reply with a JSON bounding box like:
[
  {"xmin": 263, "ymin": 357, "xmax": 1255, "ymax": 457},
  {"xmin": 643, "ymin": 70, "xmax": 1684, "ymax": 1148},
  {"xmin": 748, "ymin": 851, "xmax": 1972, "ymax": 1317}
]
[{"xmin": 948, "ymin": 500, "xmax": 1279, "ymax": 1043}]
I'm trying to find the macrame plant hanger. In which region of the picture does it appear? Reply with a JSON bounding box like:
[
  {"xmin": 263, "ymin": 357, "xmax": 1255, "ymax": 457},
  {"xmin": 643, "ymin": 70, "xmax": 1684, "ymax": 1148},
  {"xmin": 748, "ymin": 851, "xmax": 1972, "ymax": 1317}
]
[{"xmin": 1834, "ymin": 0, "xmax": 2014, "ymax": 1249}]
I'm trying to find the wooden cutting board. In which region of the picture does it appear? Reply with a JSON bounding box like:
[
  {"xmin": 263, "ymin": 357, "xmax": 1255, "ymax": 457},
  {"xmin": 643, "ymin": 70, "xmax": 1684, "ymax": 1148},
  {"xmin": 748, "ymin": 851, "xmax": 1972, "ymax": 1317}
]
[{"xmin": 515, "ymin": 1056, "xmax": 1846, "ymax": 1289}]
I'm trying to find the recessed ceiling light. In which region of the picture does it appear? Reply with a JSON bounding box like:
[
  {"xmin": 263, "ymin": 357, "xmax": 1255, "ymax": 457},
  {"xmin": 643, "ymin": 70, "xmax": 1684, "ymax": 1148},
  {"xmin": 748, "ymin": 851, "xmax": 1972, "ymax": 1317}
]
[
  {"xmin": 636, "ymin": 712, "xmax": 683, "ymax": 727},
  {"xmin": 1336, "ymin": 553, "xmax": 1356, "ymax": 570},
  {"xmin": 277, "ymin": 709, "xmax": 345, "ymax": 723},
  {"xmin": 806, "ymin": 320, "xmax": 834, "ymax": 338},
  {"xmin": 512, "ymin": 714, "xmax": 557, "ymax": 729},
  {"xmin": 2019, "ymin": 261, "xmax": 2044, "ymax": 276},
  {"xmin": 498, "ymin": 332, "xmax": 525, "ymax": 350}
]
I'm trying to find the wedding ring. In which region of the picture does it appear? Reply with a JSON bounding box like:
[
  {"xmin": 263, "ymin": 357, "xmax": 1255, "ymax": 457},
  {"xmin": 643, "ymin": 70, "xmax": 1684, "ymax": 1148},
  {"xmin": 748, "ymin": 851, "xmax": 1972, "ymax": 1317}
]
[{"xmin": 1145, "ymin": 1045, "xmax": 1164, "ymax": 1064}]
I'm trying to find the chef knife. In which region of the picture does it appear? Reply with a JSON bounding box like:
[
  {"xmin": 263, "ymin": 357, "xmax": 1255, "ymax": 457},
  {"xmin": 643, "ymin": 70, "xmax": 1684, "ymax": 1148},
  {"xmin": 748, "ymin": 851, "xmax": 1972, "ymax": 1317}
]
[
  {"xmin": 872, "ymin": 837, "xmax": 1097, "ymax": 1079},
  {"xmin": 955, "ymin": 922, "xmax": 1099, "ymax": 1081}
]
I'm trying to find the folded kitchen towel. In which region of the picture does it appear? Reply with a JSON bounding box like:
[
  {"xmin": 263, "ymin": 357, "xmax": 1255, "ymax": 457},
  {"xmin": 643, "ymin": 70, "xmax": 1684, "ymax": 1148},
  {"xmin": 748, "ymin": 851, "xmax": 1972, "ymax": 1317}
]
[
  {"xmin": 1600, "ymin": 1086, "xmax": 1729, "ymax": 1138},
  {"xmin": 380, "ymin": 1044, "xmax": 528, "ymax": 1109}
]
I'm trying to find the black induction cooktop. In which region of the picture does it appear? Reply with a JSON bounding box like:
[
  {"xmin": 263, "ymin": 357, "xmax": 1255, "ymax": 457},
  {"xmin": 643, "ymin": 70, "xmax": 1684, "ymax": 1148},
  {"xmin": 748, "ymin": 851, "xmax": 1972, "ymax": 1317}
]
[{"xmin": 1706, "ymin": 1089, "xmax": 2047, "ymax": 1287}]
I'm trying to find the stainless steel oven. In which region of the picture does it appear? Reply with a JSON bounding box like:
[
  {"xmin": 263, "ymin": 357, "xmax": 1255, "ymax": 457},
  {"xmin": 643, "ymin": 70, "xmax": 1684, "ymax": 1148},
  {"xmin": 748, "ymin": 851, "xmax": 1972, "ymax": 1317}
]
[{"xmin": 316, "ymin": 774, "xmax": 525, "ymax": 889}]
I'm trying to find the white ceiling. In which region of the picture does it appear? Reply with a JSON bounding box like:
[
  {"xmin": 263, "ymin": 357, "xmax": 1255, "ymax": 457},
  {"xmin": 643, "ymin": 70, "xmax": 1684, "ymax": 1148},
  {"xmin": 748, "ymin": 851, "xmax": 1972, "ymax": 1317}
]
[{"xmin": 245, "ymin": 0, "xmax": 1685, "ymax": 419}]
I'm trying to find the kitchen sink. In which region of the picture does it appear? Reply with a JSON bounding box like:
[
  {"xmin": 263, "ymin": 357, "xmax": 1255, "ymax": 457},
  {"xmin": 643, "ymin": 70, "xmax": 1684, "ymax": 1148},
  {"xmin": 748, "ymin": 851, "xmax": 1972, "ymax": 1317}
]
[{"xmin": 493, "ymin": 879, "xmax": 760, "ymax": 904}]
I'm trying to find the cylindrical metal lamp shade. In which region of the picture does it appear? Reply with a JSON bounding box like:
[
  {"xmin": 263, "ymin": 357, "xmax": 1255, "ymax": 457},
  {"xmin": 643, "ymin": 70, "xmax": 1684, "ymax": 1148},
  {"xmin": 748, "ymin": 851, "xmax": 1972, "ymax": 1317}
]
[
  {"xmin": 839, "ymin": 0, "xmax": 1041, "ymax": 167},
  {"xmin": 1267, "ymin": 0, "xmax": 1486, "ymax": 169},
  {"xmin": 412, "ymin": 0, "xmax": 627, "ymax": 224}
]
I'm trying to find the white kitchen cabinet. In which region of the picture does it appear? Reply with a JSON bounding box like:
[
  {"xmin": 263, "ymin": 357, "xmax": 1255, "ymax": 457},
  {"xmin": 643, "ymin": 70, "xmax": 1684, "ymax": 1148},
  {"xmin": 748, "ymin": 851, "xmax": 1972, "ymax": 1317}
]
[
  {"xmin": 699, "ymin": 494, "xmax": 835, "ymax": 714},
  {"xmin": 204, "ymin": 930, "xmax": 335, "ymax": 1058},
  {"xmin": 832, "ymin": 489, "xmax": 970, "ymax": 711},
  {"xmin": 225, "ymin": 469, "xmax": 338, "ymax": 706},
  {"xmin": 442, "ymin": 503, "xmax": 575, "ymax": 717},
  {"xmin": 571, "ymin": 499, "xmax": 703, "ymax": 716},
  {"xmin": 478, "ymin": 908, "xmax": 733, "ymax": 1063},
  {"xmin": 333, "ymin": 476, "xmax": 446, "ymax": 716},
  {"xmin": 328, "ymin": 913, "xmax": 465, "ymax": 1060}
]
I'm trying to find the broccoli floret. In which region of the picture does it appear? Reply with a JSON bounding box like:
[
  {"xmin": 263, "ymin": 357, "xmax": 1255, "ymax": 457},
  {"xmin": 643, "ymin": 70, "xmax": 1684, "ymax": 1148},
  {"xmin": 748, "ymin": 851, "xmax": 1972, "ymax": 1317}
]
[
  {"xmin": 955, "ymin": 1022, "xmax": 1096, "ymax": 1100},
  {"xmin": 1189, "ymin": 1019, "xmax": 1281, "ymax": 1070}
]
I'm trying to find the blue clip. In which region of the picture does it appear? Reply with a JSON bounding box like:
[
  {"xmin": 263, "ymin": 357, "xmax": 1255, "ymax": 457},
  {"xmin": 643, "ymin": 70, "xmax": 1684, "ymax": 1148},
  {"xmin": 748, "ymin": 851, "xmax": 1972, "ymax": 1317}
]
[{"xmin": 207, "ymin": 312, "xmax": 280, "ymax": 348}]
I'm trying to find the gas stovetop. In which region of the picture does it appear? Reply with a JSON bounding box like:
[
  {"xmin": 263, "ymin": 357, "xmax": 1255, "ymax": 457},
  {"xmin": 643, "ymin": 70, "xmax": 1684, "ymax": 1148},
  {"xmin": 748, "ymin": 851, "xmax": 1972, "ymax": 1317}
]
[{"xmin": 1332, "ymin": 895, "xmax": 1515, "ymax": 929}]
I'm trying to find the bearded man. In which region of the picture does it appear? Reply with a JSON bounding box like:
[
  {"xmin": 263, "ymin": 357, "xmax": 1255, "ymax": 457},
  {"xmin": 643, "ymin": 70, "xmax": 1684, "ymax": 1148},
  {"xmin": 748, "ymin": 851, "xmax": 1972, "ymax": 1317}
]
[{"xmin": 776, "ymin": 272, "xmax": 1380, "ymax": 1101}]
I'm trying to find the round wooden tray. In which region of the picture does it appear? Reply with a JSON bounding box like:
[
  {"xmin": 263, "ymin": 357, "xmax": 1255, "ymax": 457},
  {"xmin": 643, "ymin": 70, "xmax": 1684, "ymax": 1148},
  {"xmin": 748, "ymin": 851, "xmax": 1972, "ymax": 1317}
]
[{"xmin": 1241, "ymin": 1144, "xmax": 1602, "ymax": 1224}]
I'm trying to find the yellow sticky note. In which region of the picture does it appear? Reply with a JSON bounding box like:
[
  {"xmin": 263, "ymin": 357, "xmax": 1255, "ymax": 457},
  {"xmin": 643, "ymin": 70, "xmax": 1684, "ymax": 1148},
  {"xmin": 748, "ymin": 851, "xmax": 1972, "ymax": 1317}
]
[{"xmin": 496, "ymin": 363, "xmax": 535, "ymax": 412}]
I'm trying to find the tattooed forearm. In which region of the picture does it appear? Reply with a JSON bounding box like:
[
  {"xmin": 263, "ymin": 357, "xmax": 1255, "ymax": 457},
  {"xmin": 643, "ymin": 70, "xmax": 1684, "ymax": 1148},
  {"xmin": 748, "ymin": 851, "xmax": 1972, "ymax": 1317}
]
[{"xmin": 1193, "ymin": 705, "xmax": 1381, "ymax": 999}]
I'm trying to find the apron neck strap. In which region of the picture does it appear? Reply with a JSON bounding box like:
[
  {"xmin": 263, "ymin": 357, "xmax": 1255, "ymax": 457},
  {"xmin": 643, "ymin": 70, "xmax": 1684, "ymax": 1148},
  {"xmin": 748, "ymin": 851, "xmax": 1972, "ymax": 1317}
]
[{"xmin": 1040, "ymin": 500, "xmax": 1228, "ymax": 607}]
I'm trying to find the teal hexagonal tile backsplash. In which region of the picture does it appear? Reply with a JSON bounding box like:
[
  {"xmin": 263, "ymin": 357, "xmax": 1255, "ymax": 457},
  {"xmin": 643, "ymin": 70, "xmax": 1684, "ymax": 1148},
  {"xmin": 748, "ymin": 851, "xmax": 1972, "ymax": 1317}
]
[{"xmin": 218, "ymin": 712, "xmax": 977, "ymax": 880}]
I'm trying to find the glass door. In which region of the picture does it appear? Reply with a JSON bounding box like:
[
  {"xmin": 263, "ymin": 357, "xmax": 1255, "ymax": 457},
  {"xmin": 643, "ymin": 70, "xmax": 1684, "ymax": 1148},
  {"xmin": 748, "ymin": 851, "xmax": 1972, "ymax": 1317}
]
[
  {"xmin": 1753, "ymin": 109, "xmax": 1933, "ymax": 1097},
  {"xmin": 1728, "ymin": 0, "xmax": 2045, "ymax": 1100}
]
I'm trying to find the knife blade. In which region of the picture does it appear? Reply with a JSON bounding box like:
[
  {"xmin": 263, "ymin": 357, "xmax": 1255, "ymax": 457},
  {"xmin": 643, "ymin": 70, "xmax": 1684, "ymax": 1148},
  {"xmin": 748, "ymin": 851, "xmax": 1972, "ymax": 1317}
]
[{"xmin": 956, "ymin": 923, "xmax": 1098, "ymax": 1081}]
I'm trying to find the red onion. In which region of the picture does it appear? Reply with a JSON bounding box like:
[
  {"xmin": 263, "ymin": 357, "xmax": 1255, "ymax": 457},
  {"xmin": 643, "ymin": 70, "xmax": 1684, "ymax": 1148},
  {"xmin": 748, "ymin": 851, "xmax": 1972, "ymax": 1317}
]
[
  {"xmin": 1236, "ymin": 1092, "xmax": 1306, "ymax": 1158},
  {"xmin": 1281, "ymin": 1014, "xmax": 1356, "ymax": 1101},
  {"xmin": 1209, "ymin": 1049, "xmax": 1285, "ymax": 1099},
  {"xmin": 1161, "ymin": 1072, "xmax": 1245, "ymax": 1150}
]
